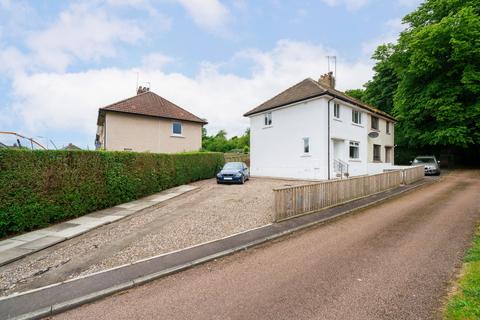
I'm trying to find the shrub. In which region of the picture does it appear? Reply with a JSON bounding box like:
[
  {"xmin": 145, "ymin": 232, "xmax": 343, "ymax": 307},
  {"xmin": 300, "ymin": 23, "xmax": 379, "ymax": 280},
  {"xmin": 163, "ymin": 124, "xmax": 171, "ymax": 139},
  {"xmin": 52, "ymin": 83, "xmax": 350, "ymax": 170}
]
[{"xmin": 0, "ymin": 149, "xmax": 224, "ymax": 237}]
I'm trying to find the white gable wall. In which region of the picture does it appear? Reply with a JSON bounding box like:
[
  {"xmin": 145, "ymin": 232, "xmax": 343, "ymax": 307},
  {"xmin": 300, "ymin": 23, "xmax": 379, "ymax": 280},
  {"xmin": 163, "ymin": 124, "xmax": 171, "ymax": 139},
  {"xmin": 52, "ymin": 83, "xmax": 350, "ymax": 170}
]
[
  {"xmin": 249, "ymin": 96, "xmax": 370, "ymax": 180},
  {"xmin": 250, "ymin": 98, "xmax": 328, "ymax": 180}
]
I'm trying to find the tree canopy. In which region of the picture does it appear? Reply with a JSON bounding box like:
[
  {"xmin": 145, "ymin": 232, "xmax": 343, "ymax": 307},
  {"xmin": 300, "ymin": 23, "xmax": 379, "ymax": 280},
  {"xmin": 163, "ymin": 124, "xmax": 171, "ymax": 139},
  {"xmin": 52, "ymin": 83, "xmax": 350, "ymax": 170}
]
[
  {"xmin": 346, "ymin": 0, "xmax": 480, "ymax": 152},
  {"xmin": 202, "ymin": 128, "xmax": 250, "ymax": 153}
]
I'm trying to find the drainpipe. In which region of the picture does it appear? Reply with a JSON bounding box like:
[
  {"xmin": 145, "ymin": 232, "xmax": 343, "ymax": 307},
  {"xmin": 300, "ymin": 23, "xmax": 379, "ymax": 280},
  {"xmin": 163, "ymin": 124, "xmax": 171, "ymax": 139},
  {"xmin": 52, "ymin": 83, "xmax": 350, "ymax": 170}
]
[{"xmin": 327, "ymin": 96, "xmax": 335, "ymax": 180}]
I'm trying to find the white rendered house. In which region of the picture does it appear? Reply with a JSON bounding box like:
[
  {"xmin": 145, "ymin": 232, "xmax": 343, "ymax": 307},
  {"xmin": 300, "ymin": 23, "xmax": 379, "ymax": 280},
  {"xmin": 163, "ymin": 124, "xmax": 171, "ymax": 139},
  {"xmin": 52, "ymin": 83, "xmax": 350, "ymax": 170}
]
[{"xmin": 243, "ymin": 73, "xmax": 396, "ymax": 180}]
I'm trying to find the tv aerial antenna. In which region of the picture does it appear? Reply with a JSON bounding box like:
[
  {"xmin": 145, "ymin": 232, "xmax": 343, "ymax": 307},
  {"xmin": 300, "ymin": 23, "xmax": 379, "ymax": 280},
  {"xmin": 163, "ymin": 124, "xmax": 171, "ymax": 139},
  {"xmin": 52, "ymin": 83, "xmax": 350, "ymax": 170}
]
[{"xmin": 326, "ymin": 55, "xmax": 337, "ymax": 80}]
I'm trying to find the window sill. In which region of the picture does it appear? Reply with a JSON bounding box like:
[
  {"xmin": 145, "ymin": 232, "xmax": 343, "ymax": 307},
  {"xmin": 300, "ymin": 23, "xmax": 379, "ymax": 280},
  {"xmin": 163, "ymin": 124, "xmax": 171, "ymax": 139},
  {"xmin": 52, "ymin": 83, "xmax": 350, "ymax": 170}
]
[
  {"xmin": 370, "ymin": 128, "xmax": 380, "ymax": 132},
  {"xmin": 386, "ymin": 132, "xmax": 391, "ymax": 135},
  {"xmin": 348, "ymin": 159, "xmax": 361, "ymax": 162},
  {"xmin": 170, "ymin": 134, "xmax": 185, "ymax": 138},
  {"xmin": 351, "ymin": 123, "xmax": 364, "ymax": 128},
  {"xmin": 301, "ymin": 154, "xmax": 311, "ymax": 158},
  {"xmin": 333, "ymin": 117, "xmax": 342, "ymax": 122},
  {"xmin": 372, "ymin": 160, "xmax": 383, "ymax": 163},
  {"xmin": 263, "ymin": 125, "xmax": 273, "ymax": 129}
]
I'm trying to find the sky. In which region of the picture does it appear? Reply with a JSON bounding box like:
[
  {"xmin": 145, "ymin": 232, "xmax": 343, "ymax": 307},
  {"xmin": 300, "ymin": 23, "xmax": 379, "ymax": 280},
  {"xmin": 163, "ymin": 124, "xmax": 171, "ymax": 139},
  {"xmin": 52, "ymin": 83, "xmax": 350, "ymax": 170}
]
[{"xmin": 0, "ymin": 0, "xmax": 422, "ymax": 149}]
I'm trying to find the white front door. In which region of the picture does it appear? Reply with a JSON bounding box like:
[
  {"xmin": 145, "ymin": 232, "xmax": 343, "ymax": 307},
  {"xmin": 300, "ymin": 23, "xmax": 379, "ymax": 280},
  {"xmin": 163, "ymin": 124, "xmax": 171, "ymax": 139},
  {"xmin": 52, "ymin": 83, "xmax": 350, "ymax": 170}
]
[{"xmin": 333, "ymin": 139, "xmax": 345, "ymax": 161}]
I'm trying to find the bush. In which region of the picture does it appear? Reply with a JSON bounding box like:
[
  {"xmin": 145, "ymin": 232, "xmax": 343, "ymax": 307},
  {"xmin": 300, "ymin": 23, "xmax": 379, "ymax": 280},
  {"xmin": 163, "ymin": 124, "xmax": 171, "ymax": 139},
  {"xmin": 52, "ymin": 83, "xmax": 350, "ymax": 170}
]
[{"xmin": 0, "ymin": 149, "xmax": 224, "ymax": 237}]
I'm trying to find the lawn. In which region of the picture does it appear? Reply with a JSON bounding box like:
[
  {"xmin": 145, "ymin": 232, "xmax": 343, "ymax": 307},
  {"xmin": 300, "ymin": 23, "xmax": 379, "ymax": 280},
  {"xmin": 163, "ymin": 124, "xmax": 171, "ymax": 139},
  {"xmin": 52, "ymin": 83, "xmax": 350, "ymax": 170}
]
[{"xmin": 444, "ymin": 226, "xmax": 480, "ymax": 320}]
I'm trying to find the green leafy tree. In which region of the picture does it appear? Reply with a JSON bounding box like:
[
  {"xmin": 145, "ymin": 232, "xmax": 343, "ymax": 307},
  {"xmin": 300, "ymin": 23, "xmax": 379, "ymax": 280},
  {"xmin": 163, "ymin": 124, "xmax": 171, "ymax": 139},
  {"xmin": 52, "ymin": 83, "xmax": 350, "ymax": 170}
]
[
  {"xmin": 393, "ymin": 0, "xmax": 480, "ymax": 148},
  {"xmin": 344, "ymin": 89, "xmax": 365, "ymax": 102},
  {"xmin": 345, "ymin": 44, "xmax": 399, "ymax": 114},
  {"xmin": 350, "ymin": 0, "xmax": 479, "ymax": 163},
  {"xmin": 202, "ymin": 128, "xmax": 250, "ymax": 153},
  {"xmin": 363, "ymin": 44, "xmax": 399, "ymax": 115}
]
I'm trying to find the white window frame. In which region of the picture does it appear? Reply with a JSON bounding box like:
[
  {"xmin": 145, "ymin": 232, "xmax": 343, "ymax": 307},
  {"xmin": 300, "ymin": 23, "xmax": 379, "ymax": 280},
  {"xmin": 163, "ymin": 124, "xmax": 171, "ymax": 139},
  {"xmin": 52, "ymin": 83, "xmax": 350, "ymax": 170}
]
[
  {"xmin": 333, "ymin": 103, "xmax": 340, "ymax": 118},
  {"xmin": 352, "ymin": 110, "xmax": 362, "ymax": 124},
  {"xmin": 303, "ymin": 137, "xmax": 310, "ymax": 154},
  {"xmin": 172, "ymin": 121, "xmax": 182, "ymax": 136},
  {"xmin": 349, "ymin": 141, "xmax": 360, "ymax": 159},
  {"xmin": 264, "ymin": 112, "xmax": 272, "ymax": 126}
]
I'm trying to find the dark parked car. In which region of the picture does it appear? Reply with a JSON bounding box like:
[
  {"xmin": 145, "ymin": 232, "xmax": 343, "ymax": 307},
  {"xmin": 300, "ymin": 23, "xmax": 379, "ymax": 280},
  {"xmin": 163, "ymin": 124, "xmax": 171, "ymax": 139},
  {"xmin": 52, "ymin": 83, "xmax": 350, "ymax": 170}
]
[
  {"xmin": 411, "ymin": 155, "xmax": 441, "ymax": 175},
  {"xmin": 217, "ymin": 162, "xmax": 250, "ymax": 184}
]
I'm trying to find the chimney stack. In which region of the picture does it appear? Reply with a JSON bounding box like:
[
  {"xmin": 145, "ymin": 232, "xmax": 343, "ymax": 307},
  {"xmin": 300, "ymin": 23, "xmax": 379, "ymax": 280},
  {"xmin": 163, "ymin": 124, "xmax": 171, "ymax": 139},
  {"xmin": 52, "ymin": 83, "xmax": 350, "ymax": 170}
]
[
  {"xmin": 137, "ymin": 86, "xmax": 150, "ymax": 95},
  {"xmin": 319, "ymin": 71, "xmax": 335, "ymax": 89}
]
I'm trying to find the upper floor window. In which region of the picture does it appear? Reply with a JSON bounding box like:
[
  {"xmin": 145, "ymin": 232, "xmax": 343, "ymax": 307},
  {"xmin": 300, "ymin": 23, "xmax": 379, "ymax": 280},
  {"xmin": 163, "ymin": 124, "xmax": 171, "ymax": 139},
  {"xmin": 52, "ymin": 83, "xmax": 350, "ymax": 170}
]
[
  {"xmin": 371, "ymin": 116, "xmax": 379, "ymax": 130},
  {"xmin": 386, "ymin": 121, "xmax": 391, "ymax": 134},
  {"xmin": 333, "ymin": 103, "xmax": 340, "ymax": 118},
  {"xmin": 303, "ymin": 137, "xmax": 310, "ymax": 154},
  {"xmin": 264, "ymin": 112, "xmax": 272, "ymax": 126},
  {"xmin": 352, "ymin": 110, "xmax": 362, "ymax": 124},
  {"xmin": 172, "ymin": 121, "xmax": 182, "ymax": 135},
  {"xmin": 349, "ymin": 141, "xmax": 359, "ymax": 159}
]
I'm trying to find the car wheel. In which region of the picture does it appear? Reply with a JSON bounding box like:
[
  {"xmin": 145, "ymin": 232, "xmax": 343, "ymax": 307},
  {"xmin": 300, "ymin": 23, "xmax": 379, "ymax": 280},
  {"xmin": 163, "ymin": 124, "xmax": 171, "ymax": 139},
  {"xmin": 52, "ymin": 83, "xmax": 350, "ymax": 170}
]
[{"xmin": 241, "ymin": 176, "xmax": 245, "ymax": 184}]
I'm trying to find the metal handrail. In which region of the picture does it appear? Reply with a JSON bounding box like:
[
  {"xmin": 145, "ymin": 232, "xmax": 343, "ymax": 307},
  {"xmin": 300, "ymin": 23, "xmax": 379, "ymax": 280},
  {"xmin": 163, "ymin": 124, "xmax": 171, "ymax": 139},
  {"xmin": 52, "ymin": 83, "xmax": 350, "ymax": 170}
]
[{"xmin": 333, "ymin": 159, "xmax": 349, "ymax": 178}]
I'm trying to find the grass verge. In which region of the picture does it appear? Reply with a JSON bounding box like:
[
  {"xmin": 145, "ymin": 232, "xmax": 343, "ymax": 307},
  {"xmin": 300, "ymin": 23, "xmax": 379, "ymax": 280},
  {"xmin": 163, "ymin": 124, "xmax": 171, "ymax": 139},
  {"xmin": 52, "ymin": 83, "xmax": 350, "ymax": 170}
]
[{"xmin": 444, "ymin": 225, "xmax": 480, "ymax": 320}]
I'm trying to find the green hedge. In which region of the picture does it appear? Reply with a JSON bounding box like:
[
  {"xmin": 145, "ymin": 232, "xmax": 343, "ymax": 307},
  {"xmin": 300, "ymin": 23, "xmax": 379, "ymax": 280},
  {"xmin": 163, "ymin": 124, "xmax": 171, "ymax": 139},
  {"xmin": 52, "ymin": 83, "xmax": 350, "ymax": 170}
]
[{"xmin": 0, "ymin": 149, "xmax": 224, "ymax": 237}]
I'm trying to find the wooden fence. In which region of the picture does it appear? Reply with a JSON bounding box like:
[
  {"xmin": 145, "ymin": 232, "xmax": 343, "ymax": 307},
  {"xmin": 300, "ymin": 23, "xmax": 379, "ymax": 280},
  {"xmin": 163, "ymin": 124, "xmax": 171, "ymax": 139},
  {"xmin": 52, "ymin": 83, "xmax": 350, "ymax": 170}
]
[
  {"xmin": 402, "ymin": 165, "xmax": 424, "ymax": 184},
  {"xmin": 273, "ymin": 166, "xmax": 424, "ymax": 222}
]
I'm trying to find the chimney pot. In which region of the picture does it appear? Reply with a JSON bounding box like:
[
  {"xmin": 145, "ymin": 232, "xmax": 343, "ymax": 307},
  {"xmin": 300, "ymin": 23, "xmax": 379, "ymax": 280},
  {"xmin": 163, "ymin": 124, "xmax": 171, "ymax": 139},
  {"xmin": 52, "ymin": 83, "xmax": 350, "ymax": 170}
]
[
  {"xmin": 319, "ymin": 71, "xmax": 335, "ymax": 89},
  {"xmin": 137, "ymin": 86, "xmax": 150, "ymax": 95}
]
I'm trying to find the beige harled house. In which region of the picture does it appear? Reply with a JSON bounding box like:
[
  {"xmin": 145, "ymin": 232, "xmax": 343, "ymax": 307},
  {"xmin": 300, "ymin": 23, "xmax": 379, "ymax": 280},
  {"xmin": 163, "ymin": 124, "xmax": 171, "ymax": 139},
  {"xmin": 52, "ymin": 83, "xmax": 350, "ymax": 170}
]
[{"xmin": 95, "ymin": 88, "xmax": 207, "ymax": 153}]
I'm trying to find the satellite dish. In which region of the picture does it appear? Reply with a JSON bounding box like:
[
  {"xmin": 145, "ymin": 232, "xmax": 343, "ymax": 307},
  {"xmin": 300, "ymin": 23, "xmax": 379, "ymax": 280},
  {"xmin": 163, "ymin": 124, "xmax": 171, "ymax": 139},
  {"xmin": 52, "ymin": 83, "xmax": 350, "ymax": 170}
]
[{"xmin": 368, "ymin": 131, "xmax": 379, "ymax": 138}]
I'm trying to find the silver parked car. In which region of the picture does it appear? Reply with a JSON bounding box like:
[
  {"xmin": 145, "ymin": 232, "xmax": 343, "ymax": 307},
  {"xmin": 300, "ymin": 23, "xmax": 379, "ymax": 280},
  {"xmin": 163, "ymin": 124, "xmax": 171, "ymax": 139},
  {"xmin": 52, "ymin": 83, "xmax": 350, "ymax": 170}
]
[{"xmin": 411, "ymin": 156, "xmax": 441, "ymax": 175}]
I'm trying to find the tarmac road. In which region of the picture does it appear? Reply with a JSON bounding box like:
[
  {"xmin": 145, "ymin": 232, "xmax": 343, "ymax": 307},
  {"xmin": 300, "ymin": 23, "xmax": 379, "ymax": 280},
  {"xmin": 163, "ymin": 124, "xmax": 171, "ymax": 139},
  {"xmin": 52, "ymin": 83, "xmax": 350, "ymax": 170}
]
[{"xmin": 53, "ymin": 170, "xmax": 480, "ymax": 320}]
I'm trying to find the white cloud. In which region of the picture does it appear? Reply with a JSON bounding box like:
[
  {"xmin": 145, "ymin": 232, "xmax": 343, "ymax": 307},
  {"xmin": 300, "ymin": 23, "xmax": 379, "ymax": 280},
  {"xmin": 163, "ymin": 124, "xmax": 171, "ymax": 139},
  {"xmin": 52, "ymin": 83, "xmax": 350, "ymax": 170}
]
[
  {"xmin": 321, "ymin": 0, "xmax": 370, "ymax": 10},
  {"xmin": 0, "ymin": 47, "xmax": 29, "ymax": 76},
  {"xmin": 175, "ymin": 0, "xmax": 230, "ymax": 32},
  {"xmin": 7, "ymin": 40, "xmax": 373, "ymax": 146},
  {"xmin": 141, "ymin": 53, "xmax": 175, "ymax": 69},
  {"xmin": 26, "ymin": 3, "xmax": 145, "ymax": 72}
]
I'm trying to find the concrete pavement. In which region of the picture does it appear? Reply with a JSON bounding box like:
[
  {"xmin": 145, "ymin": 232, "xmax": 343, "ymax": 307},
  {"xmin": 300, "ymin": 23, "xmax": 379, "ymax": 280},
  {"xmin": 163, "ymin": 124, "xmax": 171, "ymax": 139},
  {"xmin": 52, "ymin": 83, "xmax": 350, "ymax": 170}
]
[
  {"xmin": 0, "ymin": 185, "xmax": 197, "ymax": 267},
  {"xmin": 0, "ymin": 176, "xmax": 438, "ymax": 319},
  {"xmin": 52, "ymin": 170, "xmax": 480, "ymax": 320}
]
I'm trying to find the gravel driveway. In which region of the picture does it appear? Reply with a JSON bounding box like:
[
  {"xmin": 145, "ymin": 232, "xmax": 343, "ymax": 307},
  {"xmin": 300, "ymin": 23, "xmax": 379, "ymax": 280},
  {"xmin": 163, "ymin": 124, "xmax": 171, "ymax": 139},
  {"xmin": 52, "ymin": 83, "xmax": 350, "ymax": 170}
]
[
  {"xmin": 0, "ymin": 177, "xmax": 308, "ymax": 296},
  {"xmin": 54, "ymin": 170, "xmax": 480, "ymax": 320}
]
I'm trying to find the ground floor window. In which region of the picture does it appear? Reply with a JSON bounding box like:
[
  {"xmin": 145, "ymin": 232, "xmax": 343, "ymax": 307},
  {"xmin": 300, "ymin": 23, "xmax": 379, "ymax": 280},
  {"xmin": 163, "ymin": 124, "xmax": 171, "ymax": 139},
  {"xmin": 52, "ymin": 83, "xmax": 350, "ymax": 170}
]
[
  {"xmin": 373, "ymin": 144, "xmax": 381, "ymax": 161},
  {"xmin": 349, "ymin": 141, "xmax": 359, "ymax": 159}
]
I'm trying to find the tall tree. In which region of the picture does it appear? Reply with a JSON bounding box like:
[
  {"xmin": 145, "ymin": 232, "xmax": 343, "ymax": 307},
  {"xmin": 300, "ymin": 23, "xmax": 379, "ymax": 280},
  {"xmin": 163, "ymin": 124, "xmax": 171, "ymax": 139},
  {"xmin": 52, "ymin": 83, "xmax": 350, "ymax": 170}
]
[
  {"xmin": 393, "ymin": 0, "xmax": 480, "ymax": 148},
  {"xmin": 345, "ymin": 44, "xmax": 399, "ymax": 115},
  {"xmin": 362, "ymin": 44, "xmax": 399, "ymax": 115}
]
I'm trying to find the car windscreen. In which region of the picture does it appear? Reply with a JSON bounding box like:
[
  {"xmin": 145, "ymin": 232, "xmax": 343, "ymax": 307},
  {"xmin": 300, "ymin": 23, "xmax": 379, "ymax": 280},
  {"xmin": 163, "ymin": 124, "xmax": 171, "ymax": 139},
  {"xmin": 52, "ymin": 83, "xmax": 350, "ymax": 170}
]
[
  {"xmin": 413, "ymin": 158, "xmax": 435, "ymax": 164},
  {"xmin": 223, "ymin": 163, "xmax": 243, "ymax": 170}
]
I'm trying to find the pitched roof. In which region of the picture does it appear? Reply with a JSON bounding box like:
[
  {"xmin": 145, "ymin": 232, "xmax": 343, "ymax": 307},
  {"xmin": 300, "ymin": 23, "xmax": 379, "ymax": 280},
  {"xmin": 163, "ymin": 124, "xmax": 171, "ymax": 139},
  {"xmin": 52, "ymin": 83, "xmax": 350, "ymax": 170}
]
[
  {"xmin": 243, "ymin": 78, "xmax": 396, "ymax": 121},
  {"xmin": 100, "ymin": 91, "xmax": 207, "ymax": 124}
]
